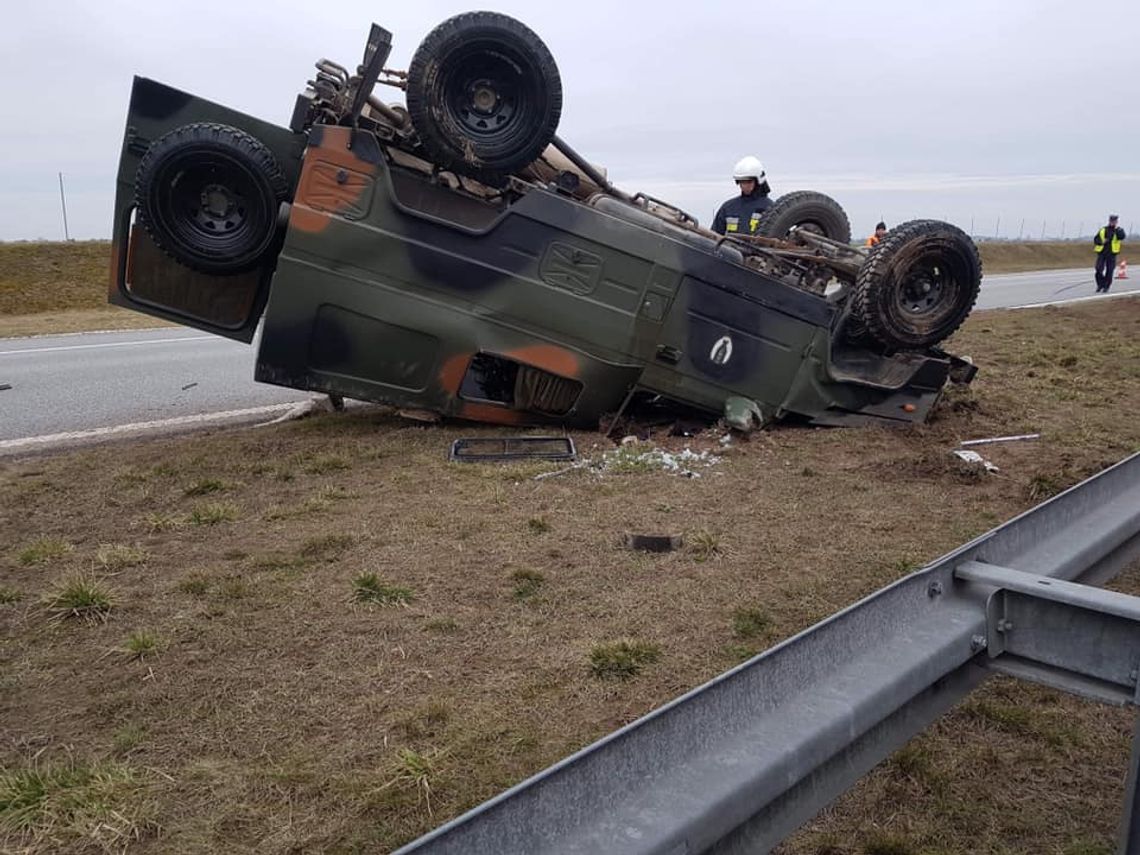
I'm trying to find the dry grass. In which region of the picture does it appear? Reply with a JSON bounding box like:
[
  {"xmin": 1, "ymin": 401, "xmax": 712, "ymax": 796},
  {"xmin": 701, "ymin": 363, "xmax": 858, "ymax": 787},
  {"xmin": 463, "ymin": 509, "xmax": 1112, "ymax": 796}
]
[
  {"xmin": 0, "ymin": 241, "xmax": 111, "ymax": 315},
  {"xmin": 40, "ymin": 574, "xmax": 114, "ymax": 623},
  {"xmin": 0, "ymin": 307, "xmax": 174, "ymax": 338},
  {"xmin": 978, "ymin": 239, "xmax": 1113, "ymax": 274},
  {"xmin": 0, "ymin": 240, "xmax": 169, "ymax": 337},
  {"xmin": 0, "ymin": 300, "xmax": 1138, "ymax": 853},
  {"xmin": 0, "ymin": 759, "xmax": 158, "ymax": 850}
]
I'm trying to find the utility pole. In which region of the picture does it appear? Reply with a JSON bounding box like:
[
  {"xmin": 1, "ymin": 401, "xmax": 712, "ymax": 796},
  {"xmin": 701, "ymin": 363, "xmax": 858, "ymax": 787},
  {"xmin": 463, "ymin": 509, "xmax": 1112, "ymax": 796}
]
[
  {"xmin": 1079, "ymin": 220, "xmax": 1084, "ymax": 238},
  {"xmin": 1040, "ymin": 220, "xmax": 1046, "ymax": 240},
  {"xmin": 969, "ymin": 215, "xmax": 975, "ymax": 237},
  {"xmin": 1018, "ymin": 218, "xmax": 1025, "ymax": 240},
  {"xmin": 1061, "ymin": 220, "xmax": 1066, "ymax": 239},
  {"xmin": 995, "ymin": 216, "xmax": 1000, "ymax": 239},
  {"xmin": 58, "ymin": 172, "xmax": 70, "ymax": 241}
]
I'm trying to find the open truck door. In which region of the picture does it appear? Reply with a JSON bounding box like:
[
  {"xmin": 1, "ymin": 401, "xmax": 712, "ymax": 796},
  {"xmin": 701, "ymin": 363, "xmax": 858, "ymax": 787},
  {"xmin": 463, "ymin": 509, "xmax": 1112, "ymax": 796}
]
[{"xmin": 108, "ymin": 77, "xmax": 307, "ymax": 342}]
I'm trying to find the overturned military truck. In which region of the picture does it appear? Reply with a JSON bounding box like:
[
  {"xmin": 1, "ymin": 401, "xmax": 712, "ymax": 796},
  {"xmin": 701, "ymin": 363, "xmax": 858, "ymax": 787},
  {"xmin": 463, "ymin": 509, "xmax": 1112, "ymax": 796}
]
[{"xmin": 109, "ymin": 13, "xmax": 981, "ymax": 432}]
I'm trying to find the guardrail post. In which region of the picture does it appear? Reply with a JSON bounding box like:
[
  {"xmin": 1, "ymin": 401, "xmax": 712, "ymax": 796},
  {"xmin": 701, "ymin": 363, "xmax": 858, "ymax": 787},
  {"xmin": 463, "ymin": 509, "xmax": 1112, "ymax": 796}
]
[{"xmin": 1120, "ymin": 713, "xmax": 1140, "ymax": 854}]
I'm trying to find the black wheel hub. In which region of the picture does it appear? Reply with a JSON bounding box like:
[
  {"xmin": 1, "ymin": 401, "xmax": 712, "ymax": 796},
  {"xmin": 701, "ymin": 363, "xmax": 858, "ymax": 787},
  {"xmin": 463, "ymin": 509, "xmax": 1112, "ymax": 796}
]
[
  {"xmin": 192, "ymin": 182, "xmax": 246, "ymax": 233},
  {"xmin": 444, "ymin": 49, "xmax": 531, "ymax": 143},
  {"xmin": 898, "ymin": 266, "xmax": 947, "ymax": 316},
  {"xmin": 452, "ymin": 73, "xmax": 518, "ymax": 137},
  {"xmin": 154, "ymin": 153, "xmax": 264, "ymax": 254}
]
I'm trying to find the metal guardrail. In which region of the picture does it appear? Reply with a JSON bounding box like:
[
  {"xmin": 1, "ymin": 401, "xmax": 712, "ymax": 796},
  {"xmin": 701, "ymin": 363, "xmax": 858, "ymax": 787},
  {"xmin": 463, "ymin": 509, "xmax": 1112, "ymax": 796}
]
[{"xmin": 395, "ymin": 452, "xmax": 1140, "ymax": 855}]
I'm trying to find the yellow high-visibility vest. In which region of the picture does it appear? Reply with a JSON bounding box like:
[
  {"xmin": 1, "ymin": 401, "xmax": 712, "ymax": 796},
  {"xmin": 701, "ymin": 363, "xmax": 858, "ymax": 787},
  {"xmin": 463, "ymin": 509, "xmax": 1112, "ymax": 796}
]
[{"xmin": 1095, "ymin": 227, "xmax": 1122, "ymax": 254}]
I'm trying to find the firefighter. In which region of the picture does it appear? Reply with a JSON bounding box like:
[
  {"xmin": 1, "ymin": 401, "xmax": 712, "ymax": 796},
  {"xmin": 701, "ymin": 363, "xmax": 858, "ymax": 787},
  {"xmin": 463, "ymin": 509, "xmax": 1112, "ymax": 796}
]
[
  {"xmin": 712, "ymin": 156, "xmax": 773, "ymax": 236},
  {"xmin": 1094, "ymin": 214, "xmax": 1126, "ymax": 293},
  {"xmin": 866, "ymin": 221, "xmax": 888, "ymax": 247}
]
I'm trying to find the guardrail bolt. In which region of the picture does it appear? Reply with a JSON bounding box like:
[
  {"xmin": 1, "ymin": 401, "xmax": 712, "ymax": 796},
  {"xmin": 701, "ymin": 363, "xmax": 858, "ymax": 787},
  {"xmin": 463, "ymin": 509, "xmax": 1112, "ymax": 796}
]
[
  {"xmin": 970, "ymin": 634, "xmax": 987, "ymax": 652},
  {"xmin": 1131, "ymin": 669, "xmax": 1139, "ymax": 683},
  {"xmin": 927, "ymin": 581, "xmax": 943, "ymax": 598},
  {"xmin": 996, "ymin": 619, "xmax": 1014, "ymax": 633}
]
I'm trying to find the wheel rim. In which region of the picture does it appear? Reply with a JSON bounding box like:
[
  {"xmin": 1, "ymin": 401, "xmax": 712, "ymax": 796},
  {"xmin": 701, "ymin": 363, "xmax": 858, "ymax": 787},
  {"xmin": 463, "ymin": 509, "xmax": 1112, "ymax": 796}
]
[
  {"xmin": 886, "ymin": 247, "xmax": 970, "ymax": 338},
  {"xmin": 439, "ymin": 41, "xmax": 540, "ymax": 155},
  {"xmin": 897, "ymin": 265, "xmax": 948, "ymax": 317},
  {"xmin": 151, "ymin": 149, "xmax": 271, "ymax": 261}
]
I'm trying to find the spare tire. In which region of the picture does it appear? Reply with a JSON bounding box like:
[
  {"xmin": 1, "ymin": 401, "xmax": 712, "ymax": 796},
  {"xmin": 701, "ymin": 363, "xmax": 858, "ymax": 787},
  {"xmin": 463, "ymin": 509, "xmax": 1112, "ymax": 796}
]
[
  {"xmin": 755, "ymin": 190, "xmax": 852, "ymax": 244},
  {"xmin": 135, "ymin": 123, "xmax": 288, "ymax": 275},
  {"xmin": 406, "ymin": 12, "xmax": 562, "ymax": 187},
  {"xmin": 849, "ymin": 219, "xmax": 982, "ymax": 350}
]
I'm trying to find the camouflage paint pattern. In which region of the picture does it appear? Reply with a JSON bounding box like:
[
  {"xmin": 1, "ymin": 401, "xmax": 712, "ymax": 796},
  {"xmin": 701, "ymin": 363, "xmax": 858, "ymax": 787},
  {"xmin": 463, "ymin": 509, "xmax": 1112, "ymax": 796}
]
[{"xmin": 110, "ymin": 77, "xmax": 963, "ymax": 429}]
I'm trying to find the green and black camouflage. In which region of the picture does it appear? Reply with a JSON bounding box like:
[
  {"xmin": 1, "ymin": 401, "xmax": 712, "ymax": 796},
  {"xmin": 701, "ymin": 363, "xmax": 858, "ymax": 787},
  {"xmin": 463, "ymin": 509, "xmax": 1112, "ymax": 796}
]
[{"xmin": 110, "ymin": 19, "xmax": 978, "ymax": 433}]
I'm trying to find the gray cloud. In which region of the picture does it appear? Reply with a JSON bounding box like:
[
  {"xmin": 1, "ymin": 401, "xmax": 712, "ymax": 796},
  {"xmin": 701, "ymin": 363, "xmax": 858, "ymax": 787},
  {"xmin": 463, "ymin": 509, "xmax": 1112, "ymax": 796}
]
[{"xmin": 2, "ymin": 0, "xmax": 1137, "ymax": 241}]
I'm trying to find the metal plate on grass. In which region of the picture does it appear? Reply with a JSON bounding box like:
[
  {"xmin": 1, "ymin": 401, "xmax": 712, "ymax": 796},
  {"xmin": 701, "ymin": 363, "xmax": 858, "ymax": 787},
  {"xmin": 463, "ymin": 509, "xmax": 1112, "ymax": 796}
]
[{"xmin": 449, "ymin": 436, "xmax": 576, "ymax": 463}]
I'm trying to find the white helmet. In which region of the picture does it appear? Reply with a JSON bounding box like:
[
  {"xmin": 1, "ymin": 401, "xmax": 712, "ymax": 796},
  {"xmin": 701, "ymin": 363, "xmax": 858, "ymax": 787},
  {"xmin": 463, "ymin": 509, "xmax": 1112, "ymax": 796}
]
[{"xmin": 733, "ymin": 156, "xmax": 766, "ymax": 183}]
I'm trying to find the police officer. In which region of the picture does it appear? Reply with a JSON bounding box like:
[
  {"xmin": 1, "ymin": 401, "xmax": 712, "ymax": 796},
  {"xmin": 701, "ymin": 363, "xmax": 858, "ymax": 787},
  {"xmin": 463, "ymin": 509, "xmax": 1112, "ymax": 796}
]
[
  {"xmin": 1093, "ymin": 214, "xmax": 1126, "ymax": 293},
  {"xmin": 712, "ymin": 156, "xmax": 773, "ymax": 236}
]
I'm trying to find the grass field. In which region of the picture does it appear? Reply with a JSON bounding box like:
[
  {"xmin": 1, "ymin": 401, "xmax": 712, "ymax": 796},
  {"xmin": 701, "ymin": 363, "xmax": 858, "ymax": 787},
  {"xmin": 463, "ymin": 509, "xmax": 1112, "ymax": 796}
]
[
  {"xmin": 0, "ymin": 238, "xmax": 1119, "ymax": 337},
  {"xmin": 977, "ymin": 239, "xmax": 1109, "ymax": 274},
  {"xmin": 1, "ymin": 299, "xmax": 1138, "ymax": 854},
  {"xmin": 0, "ymin": 241, "xmax": 169, "ymax": 338}
]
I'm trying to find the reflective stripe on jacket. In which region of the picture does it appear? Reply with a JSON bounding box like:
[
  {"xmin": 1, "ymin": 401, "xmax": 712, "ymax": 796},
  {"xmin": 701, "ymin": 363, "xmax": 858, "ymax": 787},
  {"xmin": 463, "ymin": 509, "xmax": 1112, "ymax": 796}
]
[
  {"xmin": 712, "ymin": 190, "xmax": 773, "ymax": 235},
  {"xmin": 1094, "ymin": 227, "xmax": 1123, "ymax": 254}
]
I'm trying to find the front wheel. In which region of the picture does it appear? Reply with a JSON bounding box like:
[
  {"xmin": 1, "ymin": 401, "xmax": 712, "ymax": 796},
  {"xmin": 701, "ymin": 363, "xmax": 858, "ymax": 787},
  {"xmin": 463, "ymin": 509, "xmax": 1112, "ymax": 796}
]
[{"xmin": 848, "ymin": 220, "xmax": 982, "ymax": 350}]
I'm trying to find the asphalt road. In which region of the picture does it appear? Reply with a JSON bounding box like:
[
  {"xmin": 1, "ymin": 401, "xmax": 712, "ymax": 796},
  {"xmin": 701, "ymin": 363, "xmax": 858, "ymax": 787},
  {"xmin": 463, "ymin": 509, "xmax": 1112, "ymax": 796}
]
[
  {"xmin": 1, "ymin": 268, "xmax": 1137, "ymax": 451},
  {"xmin": 0, "ymin": 328, "xmax": 312, "ymax": 449},
  {"xmin": 972, "ymin": 266, "xmax": 1138, "ymax": 309}
]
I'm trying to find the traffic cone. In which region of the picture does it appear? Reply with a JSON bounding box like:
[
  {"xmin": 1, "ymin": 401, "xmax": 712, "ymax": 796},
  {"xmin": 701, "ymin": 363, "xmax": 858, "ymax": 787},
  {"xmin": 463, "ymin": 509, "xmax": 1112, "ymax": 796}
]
[{"xmin": 1117, "ymin": 258, "xmax": 1129, "ymax": 279}]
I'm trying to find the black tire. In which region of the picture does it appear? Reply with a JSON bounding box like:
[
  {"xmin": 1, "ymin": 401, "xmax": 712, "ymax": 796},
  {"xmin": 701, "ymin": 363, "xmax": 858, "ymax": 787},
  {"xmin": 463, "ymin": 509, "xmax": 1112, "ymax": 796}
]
[
  {"xmin": 849, "ymin": 219, "xmax": 982, "ymax": 350},
  {"xmin": 406, "ymin": 12, "xmax": 562, "ymax": 186},
  {"xmin": 135, "ymin": 123, "xmax": 288, "ymax": 275},
  {"xmin": 756, "ymin": 190, "xmax": 852, "ymax": 243}
]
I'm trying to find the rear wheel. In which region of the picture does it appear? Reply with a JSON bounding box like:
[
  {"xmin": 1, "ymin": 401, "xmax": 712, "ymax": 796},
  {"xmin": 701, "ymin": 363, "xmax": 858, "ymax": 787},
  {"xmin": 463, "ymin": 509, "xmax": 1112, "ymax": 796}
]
[
  {"xmin": 848, "ymin": 219, "xmax": 982, "ymax": 350},
  {"xmin": 406, "ymin": 12, "xmax": 562, "ymax": 187},
  {"xmin": 135, "ymin": 123, "xmax": 288, "ymax": 275},
  {"xmin": 755, "ymin": 190, "xmax": 851, "ymax": 243}
]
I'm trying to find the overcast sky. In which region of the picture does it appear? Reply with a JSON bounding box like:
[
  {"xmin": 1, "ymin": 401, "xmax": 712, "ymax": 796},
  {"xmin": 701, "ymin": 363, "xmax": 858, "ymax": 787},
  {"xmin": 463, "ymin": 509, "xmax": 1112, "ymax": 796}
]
[{"xmin": 3, "ymin": 0, "xmax": 1137, "ymax": 242}]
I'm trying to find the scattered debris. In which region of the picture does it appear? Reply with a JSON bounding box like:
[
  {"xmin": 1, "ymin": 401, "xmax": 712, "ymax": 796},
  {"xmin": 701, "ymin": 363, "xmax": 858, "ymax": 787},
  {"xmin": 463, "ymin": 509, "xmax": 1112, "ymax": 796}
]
[
  {"xmin": 532, "ymin": 465, "xmax": 581, "ymax": 482},
  {"xmin": 960, "ymin": 433, "xmax": 1040, "ymax": 447},
  {"xmin": 531, "ymin": 441, "xmax": 723, "ymax": 481},
  {"xmin": 603, "ymin": 444, "xmax": 722, "ymax": 478},
  {"xmin": 953, "ymin": 449, "xmax": 1000, "ymax": 473},
  {"xmin": 0, "ymin": 383, "xmax": 11, "ymax": 391},
  {"xmin": 623, "ymin": 533, "xmax": 682, "ymax": 553},
  {"xmin": 450, "ymin": 437, "xmax": 576, "ymax": 463},
  {"xmin": 398, "ymin": 408, "xmax": 442, "ymax": 424},
  {"xmin": 255, "ymin": 397, "xmax": 341, "ymax": 427},
  {"xmin": 180, "ymin": 382, "xmax": 198, "ymax": 391}
]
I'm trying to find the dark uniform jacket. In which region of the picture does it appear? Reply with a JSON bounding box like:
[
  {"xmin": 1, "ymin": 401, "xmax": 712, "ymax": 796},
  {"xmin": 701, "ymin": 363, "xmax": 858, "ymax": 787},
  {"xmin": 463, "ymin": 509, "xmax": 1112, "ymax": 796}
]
[{"xmin": 712, "ymin": 187, "xmax": 773, "ymax": 235}]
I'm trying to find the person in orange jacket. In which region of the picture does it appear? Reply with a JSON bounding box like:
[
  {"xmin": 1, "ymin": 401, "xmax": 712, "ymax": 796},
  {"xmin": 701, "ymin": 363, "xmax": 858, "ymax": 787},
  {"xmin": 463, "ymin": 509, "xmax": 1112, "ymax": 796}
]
[{"xmin": 865, "ymin": 221, "xmax": 887, "ymax": 247}]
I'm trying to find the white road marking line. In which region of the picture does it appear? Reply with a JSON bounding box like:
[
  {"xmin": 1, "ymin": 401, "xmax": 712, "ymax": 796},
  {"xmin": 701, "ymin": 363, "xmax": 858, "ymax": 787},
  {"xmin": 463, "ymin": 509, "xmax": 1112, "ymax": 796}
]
[
  {"xmin": 1000, "ymin": 291, "xmax": 1140, "ymax": 310},
  {"xmin": 0, "ymin": 404, "xmax": 299, "ymax": 452},
  {"xmin": 0, "ymin": 335, "xmax": 216, "ymax": 357},
  {"xmin": 2, "ymin": 326, "xmax": 173, "ymax": 341}
]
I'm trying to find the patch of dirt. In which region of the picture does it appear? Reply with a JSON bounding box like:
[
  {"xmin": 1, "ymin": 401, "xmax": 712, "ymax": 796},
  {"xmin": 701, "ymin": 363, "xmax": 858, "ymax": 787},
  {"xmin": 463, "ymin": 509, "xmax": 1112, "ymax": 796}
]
[{"xmin": 1, "ymin": 300, "xmax": 1138, "ymax": 854}]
